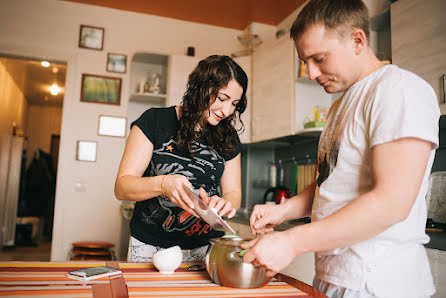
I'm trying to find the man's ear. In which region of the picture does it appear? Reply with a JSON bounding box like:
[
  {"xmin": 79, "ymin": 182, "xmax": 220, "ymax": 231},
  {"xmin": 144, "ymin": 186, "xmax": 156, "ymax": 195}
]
[{"xmin": 351, "ymin": 28, "xmax": 367, "ymax": 55}]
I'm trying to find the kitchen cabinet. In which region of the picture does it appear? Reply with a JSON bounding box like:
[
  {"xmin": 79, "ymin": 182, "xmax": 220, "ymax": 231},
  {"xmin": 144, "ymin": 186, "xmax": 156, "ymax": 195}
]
[
  {"xmin": 251, "ymin": 34, "xmax": 295, "ymax": 142},
  {"xmin": 233, "ymin": 56, "xmax": 251, "ymax": 144},
  {"xmin": 129, "ymin": 53, "xmax": 169, "ymax": 105},
  {"xmin": 166, "ymin": 55, "xmax": 199, "ymax": 107},
  {"xmin": 391, "ymin": 0, "xmax": 446, "ymax": 109},
  {"xmin": 250, "ymin": 32, "xmax": 332, "ymax": 142}
]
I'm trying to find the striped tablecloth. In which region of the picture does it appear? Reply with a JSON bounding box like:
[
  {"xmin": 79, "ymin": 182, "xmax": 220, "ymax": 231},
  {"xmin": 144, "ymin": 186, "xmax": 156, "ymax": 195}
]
[{"xmin": 0, "ymin": 261, "xmax": 324, "ymax": 297}]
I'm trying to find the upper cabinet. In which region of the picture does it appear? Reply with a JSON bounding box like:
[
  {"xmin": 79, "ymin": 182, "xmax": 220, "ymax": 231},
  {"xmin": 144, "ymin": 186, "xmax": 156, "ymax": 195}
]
[
  {"xmin": 233, "ymin": 56, "xmax": 252, "ymax": 144},
  {"xmin": 250, "ymin": 34, "xmax": 333, "ymax": 143},
  {"xmin": 129, "ymin": 53, "xmax": 169, "ymax": 105},
  {"xmin": 370, "ymin": 9, "xmax": 391, "ymax": 63},
  {"xmin": 251, "ymin": 35, "xmax": 295, "ymax": 142},
  {"xmin": 166, "ymin": 55, "xmax": 200, "ymax": 107},
  {"xmin": 391, "ymin": 0, "xmax": 446, "ymax": 109}
]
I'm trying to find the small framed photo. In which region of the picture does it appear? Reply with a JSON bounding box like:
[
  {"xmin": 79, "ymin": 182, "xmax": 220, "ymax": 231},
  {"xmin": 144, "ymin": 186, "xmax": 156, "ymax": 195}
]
[
  {"xmin": 76, "ymin": 141, "xmax": 97, "ymax": 162},
  {"xmin": 107, "ymin": 53, "xmax": 127, "ymax": 73},
  {"xmin": 79, "ymin": 25, "xmax": 104, "ymax": 50},
  {"xmin": 80, "ymin": 74, "xmax": 122, "ymax": 105},
  {"xmin": 98, "ymin": 115, "xmax": 127, "ymax": 137}
]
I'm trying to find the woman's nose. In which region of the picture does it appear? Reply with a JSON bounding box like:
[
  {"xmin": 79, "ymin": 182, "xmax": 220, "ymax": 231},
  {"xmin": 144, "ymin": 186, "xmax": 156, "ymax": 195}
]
[{"xmin": 222, "ymin": 101, "xmax": 233, "ymax": 117}]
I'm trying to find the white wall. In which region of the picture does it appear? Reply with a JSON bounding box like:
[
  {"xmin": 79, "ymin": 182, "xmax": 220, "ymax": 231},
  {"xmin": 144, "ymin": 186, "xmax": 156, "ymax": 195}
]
[
  {"xmin": 0, "ymin": 57, "xmax": 28, "ymax": 244},
  {"xmin": 0, "ymin": 0, "xmax": 244, "ymax": 260}
]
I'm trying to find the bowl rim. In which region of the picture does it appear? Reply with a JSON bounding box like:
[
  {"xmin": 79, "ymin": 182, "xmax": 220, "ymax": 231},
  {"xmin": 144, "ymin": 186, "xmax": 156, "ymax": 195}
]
[{"xmin": 209, "ymin": 237, "xmax": 253, "ymax": 246}]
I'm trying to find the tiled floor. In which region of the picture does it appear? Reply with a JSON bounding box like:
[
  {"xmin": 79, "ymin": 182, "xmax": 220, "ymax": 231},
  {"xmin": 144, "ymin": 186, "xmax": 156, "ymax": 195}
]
[{"xmin": 0, "ymin": 241, "xmax": 52, "ymax": 261}]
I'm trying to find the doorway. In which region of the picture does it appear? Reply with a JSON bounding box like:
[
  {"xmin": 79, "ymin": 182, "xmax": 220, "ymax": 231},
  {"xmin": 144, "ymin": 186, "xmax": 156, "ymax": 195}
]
[{"xmin": 0, "ymin": 55, "xmax": 66, "ymax": 260}]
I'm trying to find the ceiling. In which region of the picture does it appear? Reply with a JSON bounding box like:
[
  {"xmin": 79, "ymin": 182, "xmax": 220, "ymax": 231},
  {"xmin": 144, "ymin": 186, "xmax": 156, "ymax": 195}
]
[
  {"xmin": 2, "ymin": 56, "xmax": 66, "ymax": 107},
  {"xmin": 62, "ymin": 0, "xmax": 307, "ymax": 30}
]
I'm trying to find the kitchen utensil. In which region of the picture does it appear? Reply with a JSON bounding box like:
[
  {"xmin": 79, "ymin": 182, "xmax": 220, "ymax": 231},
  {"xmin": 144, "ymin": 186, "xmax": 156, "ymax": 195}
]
[
  {"xmin": 263, "ymin": 186, "xmax": 291, "ymax": 204},
  {"xmin": 205, "ymin": 237, "xmax": 271, "ymax": 288},
  {"xmin": 182, "ymin": 184, "xmax": 236, "ymax": 235},
  {"xmin": 152, "ymin": 245, "xmax": 182, "ymax": 274}
]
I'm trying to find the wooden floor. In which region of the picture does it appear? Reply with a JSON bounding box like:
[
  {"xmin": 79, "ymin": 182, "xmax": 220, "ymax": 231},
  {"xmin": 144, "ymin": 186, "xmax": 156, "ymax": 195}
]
[{"xmin": 0, "ymin": 240, "xmax": 51, "ymax": 261}]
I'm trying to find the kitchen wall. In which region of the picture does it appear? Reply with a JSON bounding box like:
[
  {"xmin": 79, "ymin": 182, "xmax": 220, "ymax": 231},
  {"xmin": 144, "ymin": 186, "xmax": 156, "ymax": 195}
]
[
  {"xmin": 0, "ymin": 57, "xmax": 28, "ymax": 245},
  {"xmin": 0, "ymin": 0, "xmax": 245, "ymax": 260}
]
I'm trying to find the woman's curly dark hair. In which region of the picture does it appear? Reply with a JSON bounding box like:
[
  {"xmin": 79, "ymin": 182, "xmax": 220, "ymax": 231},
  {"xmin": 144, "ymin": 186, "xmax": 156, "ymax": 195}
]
[{"xmin": 176, "ymin": 55, "xmax": 248, "ymax": 157}]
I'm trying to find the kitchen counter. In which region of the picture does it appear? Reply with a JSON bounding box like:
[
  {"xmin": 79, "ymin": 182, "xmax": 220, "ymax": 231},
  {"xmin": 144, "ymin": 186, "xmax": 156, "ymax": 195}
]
[
  {"xmin": 0, "ymin": 261, "xmax": 326, "ymax": 297},
  {"xmin": 426, "ymin": 229, "xmax": 446, "ymax": 251}
]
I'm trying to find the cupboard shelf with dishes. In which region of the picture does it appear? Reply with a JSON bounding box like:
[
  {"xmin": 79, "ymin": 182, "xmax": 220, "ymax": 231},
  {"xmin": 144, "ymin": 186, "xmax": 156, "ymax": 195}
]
[{"xmin": 129, "ymin": 52, "xmax": 168, "ymax": 104}]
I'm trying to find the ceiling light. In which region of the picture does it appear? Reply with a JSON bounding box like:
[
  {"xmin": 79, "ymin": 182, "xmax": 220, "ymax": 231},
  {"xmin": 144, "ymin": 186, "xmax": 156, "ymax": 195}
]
[
  {"xmin": 49, "ymin": 83, "xmax": 61, "ymax": 95},
  {"xmin": 52, "ymin": 67, "xmax": 59, "ymax": 73},
  {"xmin": 41, "ymin": 61, "xmax": 50, "ymax": 67}
]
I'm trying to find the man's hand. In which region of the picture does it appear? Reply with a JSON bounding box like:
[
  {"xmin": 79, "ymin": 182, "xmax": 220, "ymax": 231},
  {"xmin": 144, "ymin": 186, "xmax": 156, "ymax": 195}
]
[
  {"xmin": 241, "ymin": 230, "xmax": 297, "ymax": 277},
  {"xmin": 249, "ymin": 204, "xmax": 287, "ymax": 235}
]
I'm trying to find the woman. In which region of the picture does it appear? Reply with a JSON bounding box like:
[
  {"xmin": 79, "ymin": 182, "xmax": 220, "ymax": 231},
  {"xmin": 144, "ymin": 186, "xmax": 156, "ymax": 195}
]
[{"xmin": 115, "ymin": 55, "xmax": 248, "ymax": 262}]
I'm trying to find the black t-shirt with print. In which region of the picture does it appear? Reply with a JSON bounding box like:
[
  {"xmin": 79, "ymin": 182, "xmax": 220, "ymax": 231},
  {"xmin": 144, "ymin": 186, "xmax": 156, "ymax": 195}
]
[{"xmin": 129, "ymin": 106, "xmax": 241, "ymax": 249}]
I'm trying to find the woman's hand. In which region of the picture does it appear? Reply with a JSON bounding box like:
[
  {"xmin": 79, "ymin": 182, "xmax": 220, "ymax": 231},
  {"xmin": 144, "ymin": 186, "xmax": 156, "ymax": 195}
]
[
  {"xmin": 199, "ymin": 188, "xmax": 236, "ymax": 219},
  {"xmin": 249, "ymin": 204, "xmax": 287, "ymax": 236},
  {"xmin": 161, "ymin": 175, "xmax": 198, "ymax": 216}
]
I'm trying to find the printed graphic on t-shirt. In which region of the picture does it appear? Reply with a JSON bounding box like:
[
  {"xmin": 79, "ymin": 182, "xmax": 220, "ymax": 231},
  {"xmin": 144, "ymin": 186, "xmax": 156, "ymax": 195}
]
[
  {"xmin": 317, "ymin": 102, "xmax": 345, "ymax": 186},
  {"xmin": 150, "ymin": 138, "xmax": 224, "ymax": 236}
]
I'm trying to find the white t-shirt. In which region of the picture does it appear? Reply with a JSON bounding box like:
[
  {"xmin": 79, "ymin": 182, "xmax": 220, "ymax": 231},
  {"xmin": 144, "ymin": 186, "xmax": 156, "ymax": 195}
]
[{"xmin": 313, "ymin": 65, "xmax": 440, "ymax": 297}]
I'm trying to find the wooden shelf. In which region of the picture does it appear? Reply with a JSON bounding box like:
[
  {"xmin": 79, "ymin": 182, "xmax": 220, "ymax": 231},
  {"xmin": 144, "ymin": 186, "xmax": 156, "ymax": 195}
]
[
  {"xmin": 129, "ymin": 93, "xmax": 166, "ymax": 104},
  {"xmin": 246, "ymin": 127, "xmax": 323, "ymax": 149}
]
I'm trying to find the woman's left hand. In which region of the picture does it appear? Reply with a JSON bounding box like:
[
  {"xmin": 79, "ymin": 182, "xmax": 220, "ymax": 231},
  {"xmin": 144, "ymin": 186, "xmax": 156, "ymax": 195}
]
[{"xmin": 199, "ymin": 188, "xmax": 236, "ymax": 219}]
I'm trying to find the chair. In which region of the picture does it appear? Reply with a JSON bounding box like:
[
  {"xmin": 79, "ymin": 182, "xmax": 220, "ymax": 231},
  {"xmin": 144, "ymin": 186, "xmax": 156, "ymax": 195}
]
[{"xmin": 68, "ymin": 241, "xmax": 116, "ymax": 261}]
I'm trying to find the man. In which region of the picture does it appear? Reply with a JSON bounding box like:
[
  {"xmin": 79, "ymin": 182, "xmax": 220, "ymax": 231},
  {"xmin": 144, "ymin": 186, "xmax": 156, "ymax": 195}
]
[{"xmin": 241, "ymin": 0, "xmax": 440, "ymax": 297}]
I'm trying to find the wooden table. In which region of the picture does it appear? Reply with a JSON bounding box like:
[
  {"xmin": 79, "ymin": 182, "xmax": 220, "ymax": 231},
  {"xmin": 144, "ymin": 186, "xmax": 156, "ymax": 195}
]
[{"xmin": 0, "ymin": 261, "xmax": 327, "ymax": 297}]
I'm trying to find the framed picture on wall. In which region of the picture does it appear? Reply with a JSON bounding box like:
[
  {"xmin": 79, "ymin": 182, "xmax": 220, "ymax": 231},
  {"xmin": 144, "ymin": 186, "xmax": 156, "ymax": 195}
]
[
  {"xmin": 79, "ymin": 25, "xmax": 104, "ymax": 50},
  {"xmin": 107, "ymin": 53, "xmax": 127, "ymax": 73},
  {"xmin": 80, "ymin": 74, "xmax": 122, "ymax": 105},
  {"xmin": 98, "ymin": 115, "xmax": 127, "ymax": 137},
  {"xmin": 76, "ymin": 140, "xmax": 97, "ymax": 162}
]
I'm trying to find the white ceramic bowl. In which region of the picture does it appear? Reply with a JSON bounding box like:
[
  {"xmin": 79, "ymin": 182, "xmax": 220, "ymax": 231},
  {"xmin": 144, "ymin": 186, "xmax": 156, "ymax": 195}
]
[{"xmin": 152, "ymin": 245, "xmax": 182, "ymax": 274}]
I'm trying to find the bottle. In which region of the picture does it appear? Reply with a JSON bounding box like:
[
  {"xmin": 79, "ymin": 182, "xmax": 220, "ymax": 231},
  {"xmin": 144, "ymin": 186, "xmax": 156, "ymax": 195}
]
[{"xmin": 269, "ymin": 162, "xmax": 277, "ymax": 188}]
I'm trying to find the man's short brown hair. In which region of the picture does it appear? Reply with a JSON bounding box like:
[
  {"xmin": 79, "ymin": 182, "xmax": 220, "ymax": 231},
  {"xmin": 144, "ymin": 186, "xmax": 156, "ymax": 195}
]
[{"xmin": 290, "ymin": 0, "xmax": 370, "ymax": 43}]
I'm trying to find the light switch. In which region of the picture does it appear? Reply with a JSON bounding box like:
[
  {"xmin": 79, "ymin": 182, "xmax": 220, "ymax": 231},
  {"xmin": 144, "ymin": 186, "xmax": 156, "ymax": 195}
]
[{"xmin": 74, "ymin": 181, "xmax": 87, "ymax": 192}]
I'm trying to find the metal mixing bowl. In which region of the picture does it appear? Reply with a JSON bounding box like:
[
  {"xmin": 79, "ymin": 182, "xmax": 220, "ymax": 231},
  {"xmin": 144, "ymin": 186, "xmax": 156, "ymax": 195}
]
[{"xmin": 205, "ymin": 237, "xmax": 271, "ymax": 288}]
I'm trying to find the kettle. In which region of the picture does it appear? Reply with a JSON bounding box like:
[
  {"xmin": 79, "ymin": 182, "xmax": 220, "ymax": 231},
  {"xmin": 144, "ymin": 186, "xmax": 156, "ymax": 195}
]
[{"xmin": 263, "ymin": 186, "xmax": 291, "ymax": 204}]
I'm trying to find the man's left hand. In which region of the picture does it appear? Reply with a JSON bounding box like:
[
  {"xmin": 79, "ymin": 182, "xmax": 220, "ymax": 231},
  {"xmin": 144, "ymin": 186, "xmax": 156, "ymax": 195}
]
[{"xmin": 241, "ymin": 230, "xmax": 297, "ymax": 277}]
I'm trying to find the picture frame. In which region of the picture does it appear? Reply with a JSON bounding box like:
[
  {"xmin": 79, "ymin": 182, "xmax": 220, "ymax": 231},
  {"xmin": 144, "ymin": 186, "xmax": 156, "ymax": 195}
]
[
  {"xmin": 80, "ymin": 74, "xmax": 122, "ymax": 105},
  {"xmin": 79, "ymin": 25, "xmax": 104, "ymax": 50},
  {"xmin": 76, "ymin": 140, "xmax": 97, "ymax": 162},
  {"xmin": 98, "ymin": 115, "xmax": 127, "ymax": 137},
  {"xmin": 107, "ymin": 53, "xmax": 127, "ymax": 73}
]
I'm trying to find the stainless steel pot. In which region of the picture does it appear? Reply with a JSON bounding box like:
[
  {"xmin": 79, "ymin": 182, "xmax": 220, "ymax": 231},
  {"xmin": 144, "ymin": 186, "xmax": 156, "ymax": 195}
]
[{"xmin": 205, "ymin": 237, "xmax": 271, "ymax": 288}]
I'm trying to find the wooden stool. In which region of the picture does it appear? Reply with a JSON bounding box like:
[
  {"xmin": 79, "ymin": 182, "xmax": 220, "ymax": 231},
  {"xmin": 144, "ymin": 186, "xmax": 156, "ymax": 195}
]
[{"xmin": 68, "ymin": 241, "xmax": 116, "ymax": 261}]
